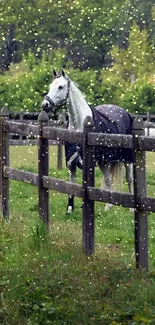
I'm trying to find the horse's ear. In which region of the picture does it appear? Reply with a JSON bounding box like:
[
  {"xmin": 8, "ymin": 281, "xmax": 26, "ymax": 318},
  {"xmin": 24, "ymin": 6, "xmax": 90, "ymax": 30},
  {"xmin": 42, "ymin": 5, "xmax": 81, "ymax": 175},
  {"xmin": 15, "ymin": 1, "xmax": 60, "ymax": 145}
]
[
  {"xmin": 53, "ymin": 69, "xmax": 58, "ymax": 77},
  {"xmin": 62, "ymin": 68, "xmax": 66, "ymax": 77}
]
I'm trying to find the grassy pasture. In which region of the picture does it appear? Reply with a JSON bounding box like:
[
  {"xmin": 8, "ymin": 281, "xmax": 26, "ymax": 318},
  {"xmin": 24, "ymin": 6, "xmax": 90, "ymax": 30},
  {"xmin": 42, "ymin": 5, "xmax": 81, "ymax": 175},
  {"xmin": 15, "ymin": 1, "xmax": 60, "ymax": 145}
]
[{"xmin": 0, "ymin": 145, "xmax": 155, "ymax": 324}]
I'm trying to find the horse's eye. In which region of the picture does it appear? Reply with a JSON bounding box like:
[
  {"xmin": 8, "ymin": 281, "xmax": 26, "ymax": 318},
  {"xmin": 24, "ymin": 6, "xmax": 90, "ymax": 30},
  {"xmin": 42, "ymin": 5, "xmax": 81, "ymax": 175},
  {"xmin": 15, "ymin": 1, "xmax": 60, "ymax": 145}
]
[{"xmin": 58, "ymin": 85, "xmax": 63, "ymax": 90}]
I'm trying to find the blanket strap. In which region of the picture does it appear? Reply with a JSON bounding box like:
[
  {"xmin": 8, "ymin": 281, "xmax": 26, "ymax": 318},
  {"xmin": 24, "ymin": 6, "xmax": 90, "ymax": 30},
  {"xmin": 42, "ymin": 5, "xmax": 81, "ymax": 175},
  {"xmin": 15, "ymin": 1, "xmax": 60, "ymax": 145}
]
[{"xmin": 67, "ymin": 146, "xmax": 83, "ymax": 169}]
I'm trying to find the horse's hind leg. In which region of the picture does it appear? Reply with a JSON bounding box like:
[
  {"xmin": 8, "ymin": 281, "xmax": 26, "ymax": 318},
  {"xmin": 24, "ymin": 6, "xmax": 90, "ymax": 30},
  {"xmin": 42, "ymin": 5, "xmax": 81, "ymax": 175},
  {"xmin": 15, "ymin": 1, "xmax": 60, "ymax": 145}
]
[
  {"xmin": 67, "ymin": 166, "xmax": 76, "ymax": 213},
  {"xmin": 99, "ymin": 163, "xmax": 112, "ymax": 211},
  {"xmin": 124, "ymin": 163, "xmax": 133, "ymax": 193}
]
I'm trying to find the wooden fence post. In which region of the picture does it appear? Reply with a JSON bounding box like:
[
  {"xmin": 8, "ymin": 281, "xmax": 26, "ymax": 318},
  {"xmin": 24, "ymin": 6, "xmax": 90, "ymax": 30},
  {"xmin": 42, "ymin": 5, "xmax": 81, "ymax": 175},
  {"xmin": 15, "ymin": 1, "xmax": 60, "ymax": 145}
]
[
  {"xmin": 0, "ymin": 107, "xmax": 10, "ymax": 220},
  {"xmin": 57, "ymin": 141, "xmax": 63, "ymax": 170},
  {"xmin": 0, "ymin": 109, "xmax": 3, "ymax": 211},
  {"xmin": 20, "ymin": 109, "xmax": 24, "ymax": 142},
  {"xmin": 146, "ymin": 112, "xmax": 150, "ymax": 136},
  {"xmin": 57, "ymin": 114, "xmax": 64, "ymax": 170},
  {"xmin": 82, "ymin": 116, "xmax": 95, "ymax": 255},
  {"xmin": 38, "ymin": 111, "xmax": 49, "ymax": 228},
  {"xmin": 132, "ymin": 117, "xmax": 148, "ymax": 270}
]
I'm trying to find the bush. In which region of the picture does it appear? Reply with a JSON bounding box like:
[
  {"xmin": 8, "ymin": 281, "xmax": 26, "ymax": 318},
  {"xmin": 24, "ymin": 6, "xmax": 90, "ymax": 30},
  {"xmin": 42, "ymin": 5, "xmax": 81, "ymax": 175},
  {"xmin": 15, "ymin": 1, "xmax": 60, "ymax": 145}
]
[
  {"xmin": 0, "ymin": 49, "xmax": 68, "ymax": 112},
  {"xmin": 0, "ymin": 53, "xmax": 104, "ymax": 112},
  {"xmin": 100, "ymin": 78, "xmax": 126, "ymax": 107},
  {"xmin": 120, "ymin": 79, "xmax": 155, "ymax": 114},
  {"xmin": 67, "ymin": 68, "xmax": 103, "ymax": 106},
  {"xmin": 1, "ymin": 51, "xmax": 155, "ymax": 115},
  {"xmin": 100, "ymin": 68, "xmax": 155, "ymax": 114}
]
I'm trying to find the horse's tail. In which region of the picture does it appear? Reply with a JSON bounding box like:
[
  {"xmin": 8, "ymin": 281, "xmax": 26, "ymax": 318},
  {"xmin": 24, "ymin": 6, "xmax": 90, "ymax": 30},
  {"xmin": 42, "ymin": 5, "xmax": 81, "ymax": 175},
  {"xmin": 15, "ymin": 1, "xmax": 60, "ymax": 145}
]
[{"xmin": 111, "ymin": 162, "xmax": 124, "ymax": 192}]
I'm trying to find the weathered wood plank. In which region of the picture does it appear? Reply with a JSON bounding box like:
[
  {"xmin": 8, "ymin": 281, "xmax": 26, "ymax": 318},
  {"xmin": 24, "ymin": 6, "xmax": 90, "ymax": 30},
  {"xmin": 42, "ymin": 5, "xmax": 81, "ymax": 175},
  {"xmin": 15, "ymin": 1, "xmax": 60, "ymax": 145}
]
[
  {"xmin": 4, "ymin": 120, "xmax": 38, "ymax": 136},
  {"xmin": 139, "ymin": 195, "xmax": 155, "ymax": 212},
  {"xmin": 87, "ymin": 188, "xmax": 155, "ymax": 212},
  {"xmin": 38, "ymin": 111, "xmax": 49, "ymax": 227},
  {"xmin": 82, "ymin": 117, "xmax": 95, "ymax": 256},
  {"xmin": 9, "ymin": 139, "xmax": 59, "ymax": 146},
  {"xmin": 88, "ymin": 133, "xmax": 133, "ymax": 148},
  {"xmin": 0, "ymin": 112, "xmax": 2, "ymax": 209},
  {"xmin": 138, "ymin": 136, "xmax": 155, "ymax": 151},
  {"xmin": 3, "ymin": 166, "xmax": 38, "ymax": 185},
  {"xmin": 57, "ymin": 142, "xmax": 63, "ymax": 170},
  {"xmin": 1, "ymin": 107, "xmax": 10, "ymax": 220},
  {"xmin": 9, "ymin": 139, "xmax": 39, "ymax": 146},
  {"xmin": 133, "ymin": 117, "xmax": 148, "ymax": 270},
  {"xmin": 8, "ymin": 119, "xmax": 65, "ymax": 126},
  {"xmin": 144, "ymin": 121, "xmax": 155, "ymax": 128},
  {"xmin": 49, "ymin": 120, "xmax": 67, "ymax": 128},
  {"xmin": 43, "ymin": 126, "xmax": 83, "ymax": 144},
  {"xmin": 43, "ymin": 176, "xmax": 83, "ymax": 197},
  {"xmin": 87, "ymin": 187, "xmax": 135, "ymax": 208}
]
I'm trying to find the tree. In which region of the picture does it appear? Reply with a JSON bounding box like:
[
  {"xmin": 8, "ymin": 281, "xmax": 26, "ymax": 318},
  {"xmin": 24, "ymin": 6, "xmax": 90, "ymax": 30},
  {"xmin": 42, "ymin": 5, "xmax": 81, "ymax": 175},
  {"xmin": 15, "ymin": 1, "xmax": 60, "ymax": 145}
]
[
  {"xmin": 0, "ymin": 0, "xmax": 155, "ymax": 71},
  {"xmin": 0, "ymin": 24, "xmax": 19, "ymax": 71},
  {"xmin": 109, "ymin": 22, "xmax": 155, "ymax": 81},
  {"xmin": 67, "ymin": 0, "xmax": 126, "ymax": 69}
]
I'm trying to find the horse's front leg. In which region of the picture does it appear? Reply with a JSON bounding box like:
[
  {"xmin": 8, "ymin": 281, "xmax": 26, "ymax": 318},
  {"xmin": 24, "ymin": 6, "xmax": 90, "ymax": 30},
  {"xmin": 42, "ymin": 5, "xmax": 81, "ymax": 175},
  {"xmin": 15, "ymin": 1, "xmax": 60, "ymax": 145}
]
[{"xmin": 67, "ymin": 166, "xmax": 76, "ymax": 213}]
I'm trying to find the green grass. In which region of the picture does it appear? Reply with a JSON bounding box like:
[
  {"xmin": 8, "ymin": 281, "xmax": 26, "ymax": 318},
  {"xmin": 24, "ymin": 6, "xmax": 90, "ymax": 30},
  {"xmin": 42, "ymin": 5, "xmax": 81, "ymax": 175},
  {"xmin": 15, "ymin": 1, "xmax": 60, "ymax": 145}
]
[
  {"xmin": 0, "ymin": 146, "xmax": 155, "ymax": 324},
  {"xmin": 10, "ymin": 145, "xmax": 65, "ymax": 170}
]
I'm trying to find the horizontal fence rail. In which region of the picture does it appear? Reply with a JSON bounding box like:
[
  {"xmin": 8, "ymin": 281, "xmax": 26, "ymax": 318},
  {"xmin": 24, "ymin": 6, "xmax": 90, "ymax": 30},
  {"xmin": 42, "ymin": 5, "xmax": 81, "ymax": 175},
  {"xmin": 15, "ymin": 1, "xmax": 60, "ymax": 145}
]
[
  {"xmin": 4, "ymin": 120, "xmax": 39, "ymax": 136},
  {"xmin": 1, "ymin": 107, "xmax": 155, "ymax": 270},
  {"xmin": 43, "ymin": 126, "xmax": 83, "ymax": 144},
  {"xmin": 88, "ymin": 133, "xmax": 133, "ymax": 148},
  {"xmin": 87, "ymin": 187, "xmax": 135, "ymax": 208},
  {"xmin": 138, "ymin": 136, "xmax": 155, "ymax": 151},
  {"xmin": 43, "ymin": 176, "xmax": 83, "ymax": 197},
  {"xmin": 8, "ymin": 111, "xmax": 67, "ymax": 144},
  {"xmin": 7, "ymin": 110, "xmax": 155, "ymax": 123},
  {"xmin": 6, "ymin": 114, "xmax": 65, "ymax": 170},
  {"xmin": 7, "ymin": 110, "xmax": 155, "ymax": 143},
  {"xmin": 3, "ymin": 166, "xmax": 38, "ymax": 186},
  {"xmin": 5, "ymin": 119, "xmax": 155, "ymax": 152}
]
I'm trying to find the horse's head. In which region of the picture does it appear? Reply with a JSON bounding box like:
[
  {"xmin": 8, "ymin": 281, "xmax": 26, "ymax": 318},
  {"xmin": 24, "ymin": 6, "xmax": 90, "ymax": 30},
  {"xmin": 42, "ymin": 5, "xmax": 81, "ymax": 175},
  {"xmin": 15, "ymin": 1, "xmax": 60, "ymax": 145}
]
[{"xmin": 42, "ymin": 69, "xmax": 70, "ymax": 113}]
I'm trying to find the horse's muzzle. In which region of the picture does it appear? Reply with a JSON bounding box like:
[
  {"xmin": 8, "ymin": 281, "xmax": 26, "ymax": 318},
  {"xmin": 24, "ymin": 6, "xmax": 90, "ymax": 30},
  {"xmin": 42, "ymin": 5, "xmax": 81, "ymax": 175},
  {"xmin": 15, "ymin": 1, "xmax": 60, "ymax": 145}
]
[
  {"xmin": 42, "ymin": 95, "xmax": 55, "ymax": 112},
  {"xmin": 42, "ymin": 100, "xmax": 51, "ymax": 113}
]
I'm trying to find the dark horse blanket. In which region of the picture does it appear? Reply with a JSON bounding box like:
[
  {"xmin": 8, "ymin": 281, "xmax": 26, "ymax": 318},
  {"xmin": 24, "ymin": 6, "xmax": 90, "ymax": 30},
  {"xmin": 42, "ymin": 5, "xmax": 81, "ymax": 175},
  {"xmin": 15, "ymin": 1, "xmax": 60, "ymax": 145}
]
[{"xmin": 65, "ymin": 105, "xmax": 133, "ymax": 169}]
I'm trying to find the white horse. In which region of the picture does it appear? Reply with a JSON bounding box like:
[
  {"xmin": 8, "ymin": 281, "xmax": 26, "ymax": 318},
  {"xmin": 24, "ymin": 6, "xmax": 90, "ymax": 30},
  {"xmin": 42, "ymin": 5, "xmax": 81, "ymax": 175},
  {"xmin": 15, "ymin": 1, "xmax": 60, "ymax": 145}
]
[{"xmin": 42, "ymin": 69, "xmax": 133, "ymax": 213}]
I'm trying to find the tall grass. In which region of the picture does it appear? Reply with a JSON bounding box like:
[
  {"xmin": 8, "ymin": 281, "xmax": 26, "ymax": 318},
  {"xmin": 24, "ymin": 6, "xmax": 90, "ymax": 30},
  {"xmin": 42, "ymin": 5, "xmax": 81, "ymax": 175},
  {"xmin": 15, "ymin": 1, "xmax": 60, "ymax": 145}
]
[{"xmin": 0, "ymin": 146, "xmax": 155, "ymax": 324}]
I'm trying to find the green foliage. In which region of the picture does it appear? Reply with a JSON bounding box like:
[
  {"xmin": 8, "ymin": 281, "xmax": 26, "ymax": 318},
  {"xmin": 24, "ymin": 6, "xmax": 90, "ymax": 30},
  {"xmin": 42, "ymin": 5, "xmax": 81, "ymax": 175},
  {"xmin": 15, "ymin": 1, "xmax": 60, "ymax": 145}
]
[
  {"xmin": 100, "ymin": 71, "xmax": 126, "ymax": 106},
  {"xmin": 120, "ymin": 79, "xmax": 155, "ymax": 113},
  {"xmin": 67, "ymin": 0, "xmax": 125, "ymax": 68},
  {"xmin": 1, "ymin": 54, "xmax": 155, "ymax": 114},
  {"xmin": 111, "ymin": 22, "xmax": 155, "ymax": 82},
  {"xmin": 0, "ymin": 49, "xmax": 67, "ymax": 111},
  {"xmin": 1, "ymin": 0, "xmax": 155, "ymax": 70},
  {"xmin": 98, "ymin": 22, "xmax": 155, "ymax": 114},
  {"xmin": 67, "ymin": 68, "xmax": 103, "ymax": 106},
  {"xmin": 1, "ymin": 21, "xmax": 155, "ymax": 114},
  {"xmin": 0, "ymin": 50, "xmax": 103, "ymax": 110}
]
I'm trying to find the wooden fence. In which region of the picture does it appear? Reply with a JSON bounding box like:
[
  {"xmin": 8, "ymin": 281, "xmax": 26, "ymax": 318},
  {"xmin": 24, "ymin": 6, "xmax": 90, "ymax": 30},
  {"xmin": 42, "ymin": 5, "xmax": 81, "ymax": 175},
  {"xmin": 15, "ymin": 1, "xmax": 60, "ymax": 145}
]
[
  {"xmin": 7, "ymin": 110, "xmax": 155, "ymax": 171},
  {"xmin": 8, "ymin": 110, "xmax": 67, "ymax": 170},
  {"xmin": 8, "ymin": 110, "xmax": 67, "ymax": 144},
  {"xmin": 1, "ymin": 107, "xmax": 155, "ymax": 270},
  {"xmin": 7, "ymin": 110, "xmax": 155, "ymax": 143}
]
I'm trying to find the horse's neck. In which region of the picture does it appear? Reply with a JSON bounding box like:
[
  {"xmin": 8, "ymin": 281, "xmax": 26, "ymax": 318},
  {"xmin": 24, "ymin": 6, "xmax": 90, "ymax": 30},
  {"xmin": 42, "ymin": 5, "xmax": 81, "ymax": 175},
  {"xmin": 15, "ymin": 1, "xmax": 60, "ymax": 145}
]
[{"xmin": 67, "ymin": 81, "xmax": 92, "ymax": 131}]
